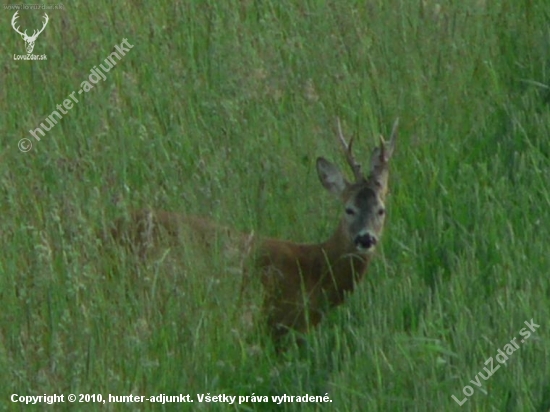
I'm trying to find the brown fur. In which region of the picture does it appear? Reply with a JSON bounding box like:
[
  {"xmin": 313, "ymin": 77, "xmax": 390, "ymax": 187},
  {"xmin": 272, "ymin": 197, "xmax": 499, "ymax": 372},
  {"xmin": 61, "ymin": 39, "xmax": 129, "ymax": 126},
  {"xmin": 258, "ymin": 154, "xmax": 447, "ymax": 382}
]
[
  {"xmin": 258, "ymin": 226, "xmax": 372, "ymax": 341},
  {"xmin": 109, "ymin": 119, "xmax": 399, "ymax": 344}
]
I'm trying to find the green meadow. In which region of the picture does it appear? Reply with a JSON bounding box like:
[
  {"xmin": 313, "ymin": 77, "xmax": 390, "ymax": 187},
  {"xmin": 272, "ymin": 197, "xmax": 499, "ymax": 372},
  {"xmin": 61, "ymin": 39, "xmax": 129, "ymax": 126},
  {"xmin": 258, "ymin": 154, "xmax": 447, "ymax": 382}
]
[{"xmin": 1, "ymin": 0, "xmax": 549, "ymax": 410}]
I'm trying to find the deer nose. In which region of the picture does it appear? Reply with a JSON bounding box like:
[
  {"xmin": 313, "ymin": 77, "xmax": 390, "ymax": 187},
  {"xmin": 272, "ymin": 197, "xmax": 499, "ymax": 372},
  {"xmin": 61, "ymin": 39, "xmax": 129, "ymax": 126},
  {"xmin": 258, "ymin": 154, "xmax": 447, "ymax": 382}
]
[{"xmin": 354, "ymin": 233, "xmax": 377, "ymax": 250}]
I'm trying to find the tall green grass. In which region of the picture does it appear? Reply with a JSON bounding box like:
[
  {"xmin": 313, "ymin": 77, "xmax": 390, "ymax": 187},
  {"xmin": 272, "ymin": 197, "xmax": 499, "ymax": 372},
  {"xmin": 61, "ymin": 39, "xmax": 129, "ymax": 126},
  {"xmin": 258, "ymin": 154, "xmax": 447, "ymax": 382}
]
[{"xmin": 1, "ymin": 0, "xmax": 549, "ymax": 410}]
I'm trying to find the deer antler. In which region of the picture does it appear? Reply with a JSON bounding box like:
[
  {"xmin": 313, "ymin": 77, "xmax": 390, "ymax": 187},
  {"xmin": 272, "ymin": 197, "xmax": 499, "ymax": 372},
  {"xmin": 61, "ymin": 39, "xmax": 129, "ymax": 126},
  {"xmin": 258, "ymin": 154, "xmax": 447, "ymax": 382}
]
[
  {"xmin": 11, "ymin": 11, "xmax": 49, "ymax": 40},
  {"xmin": 11, "ymin": 11, "xmax": 26, "ymax": 37},
  {"xmin": 32, "ymin": 13, "xmax": 49, "ymax": 39},
  {"xmin": 378, "ymin": 117, "xmax": 399, "ymax": 162},
  {"xmin": 336, "ymin": 117, "xmax": 364, "ymax": 182}
]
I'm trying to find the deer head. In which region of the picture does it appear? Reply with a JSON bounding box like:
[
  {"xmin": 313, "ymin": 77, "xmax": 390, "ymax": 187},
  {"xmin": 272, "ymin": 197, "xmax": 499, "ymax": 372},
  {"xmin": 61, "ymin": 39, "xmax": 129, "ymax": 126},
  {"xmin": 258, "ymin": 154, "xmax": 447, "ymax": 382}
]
[
  {"xmin": 12, "ymin": 11, "xmax": 49, "ymax": 54},
  {"xmin": 316, "ymin": 118, "xmax": 398, "ymax": 254}
]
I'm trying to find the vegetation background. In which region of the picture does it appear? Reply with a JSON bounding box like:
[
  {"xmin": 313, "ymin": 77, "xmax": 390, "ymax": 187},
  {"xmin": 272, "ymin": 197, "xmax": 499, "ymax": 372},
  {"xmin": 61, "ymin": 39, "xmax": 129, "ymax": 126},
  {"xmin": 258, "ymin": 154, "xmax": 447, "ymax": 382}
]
[{"xmin": 1, "ymin": 0, "xmax": 549, "ymax": 411}]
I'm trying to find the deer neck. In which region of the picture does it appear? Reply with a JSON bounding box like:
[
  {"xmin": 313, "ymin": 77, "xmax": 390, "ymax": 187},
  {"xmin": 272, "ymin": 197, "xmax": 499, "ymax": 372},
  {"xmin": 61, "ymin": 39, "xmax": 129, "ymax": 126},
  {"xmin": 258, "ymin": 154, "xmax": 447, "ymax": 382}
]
[{"xmin": 311, "ymin": 219, "xmax": 372, "ymax": 306}]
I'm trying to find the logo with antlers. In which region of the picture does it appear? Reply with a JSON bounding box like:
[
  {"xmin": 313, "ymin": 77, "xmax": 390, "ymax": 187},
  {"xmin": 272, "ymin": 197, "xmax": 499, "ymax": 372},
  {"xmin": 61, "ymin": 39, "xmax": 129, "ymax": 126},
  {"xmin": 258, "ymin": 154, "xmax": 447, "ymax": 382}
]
[{"xmin": 11, "ymin": 11, "xmax": 49, "ymax": 54}]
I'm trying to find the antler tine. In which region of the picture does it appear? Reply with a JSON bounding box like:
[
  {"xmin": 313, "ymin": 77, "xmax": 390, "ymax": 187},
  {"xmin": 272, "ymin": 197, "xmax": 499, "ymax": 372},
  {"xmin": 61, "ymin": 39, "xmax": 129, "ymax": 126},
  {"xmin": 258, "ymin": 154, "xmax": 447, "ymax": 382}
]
[
  {"xmin": 336, "ymin": 117, "xmax": 364, "ymax": 182},
  {"xmin": 378, "ymin": 117, "xmax": 399, "ymax": 162},
  {"xmin": 38, "ymin": 13, "xmax": 49, "ymax": 35},
  {"xmin": 386, "ymin": 117, "xmax": 399, "ymax": 160},
  {"xmin": 389, "ymin": 117, "xmax": 399, "ymax": 147}
]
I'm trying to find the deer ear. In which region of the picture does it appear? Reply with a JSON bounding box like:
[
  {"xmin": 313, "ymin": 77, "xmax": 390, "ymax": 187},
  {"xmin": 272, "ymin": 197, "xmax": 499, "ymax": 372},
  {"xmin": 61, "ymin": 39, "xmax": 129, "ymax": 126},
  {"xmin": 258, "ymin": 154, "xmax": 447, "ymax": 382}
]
[{"xmin": 316, "ymin": 157, "xmax": 348, "ymax": 196}]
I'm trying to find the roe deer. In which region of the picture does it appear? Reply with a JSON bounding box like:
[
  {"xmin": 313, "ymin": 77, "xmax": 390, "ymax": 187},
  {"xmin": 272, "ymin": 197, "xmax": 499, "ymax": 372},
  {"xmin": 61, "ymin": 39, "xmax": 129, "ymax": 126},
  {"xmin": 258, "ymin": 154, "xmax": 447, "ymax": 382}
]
[{"xmin": 111, "ymin": 118, "xmax": 398, "ymax": 344}]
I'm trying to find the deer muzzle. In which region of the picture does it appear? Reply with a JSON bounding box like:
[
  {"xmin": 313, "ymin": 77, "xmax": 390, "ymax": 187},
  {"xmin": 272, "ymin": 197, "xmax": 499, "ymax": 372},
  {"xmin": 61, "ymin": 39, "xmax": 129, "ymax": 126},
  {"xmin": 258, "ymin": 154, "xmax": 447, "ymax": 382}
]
[{"xmin": 354, "ymin": 232, "xmax": 377, "ymax": 251}]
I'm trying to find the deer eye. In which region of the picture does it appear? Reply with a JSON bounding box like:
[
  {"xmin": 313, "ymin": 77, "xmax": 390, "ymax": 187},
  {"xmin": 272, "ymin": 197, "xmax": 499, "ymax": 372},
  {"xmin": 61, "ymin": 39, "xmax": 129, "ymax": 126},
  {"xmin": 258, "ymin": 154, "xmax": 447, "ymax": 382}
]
[
  {"xmin": 378, "ymin": 208, "xmax": 385, "ymax": 216},
  {"xmin": 345, "ymin": 207, "xmax": 356, "ymax": 216}
]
